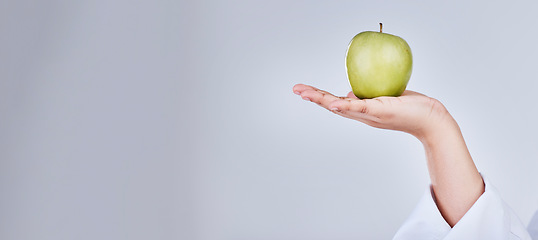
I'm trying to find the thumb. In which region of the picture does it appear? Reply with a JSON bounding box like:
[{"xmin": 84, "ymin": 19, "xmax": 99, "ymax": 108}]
[{"xmin": 347, "ymin": 91, "xmax": 359, "ymax": 99}]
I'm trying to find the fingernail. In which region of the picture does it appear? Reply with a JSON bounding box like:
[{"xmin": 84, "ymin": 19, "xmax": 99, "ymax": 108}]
[
  {"xmin": 294, "ymin": 91, "xmax": 300, "ymax": 95},
  {"xmin": 302, "ymin": 97, "xmax": 311, "ymax": 101},
  {"xmin": 330, "ymin": 107, "xmax": 340, "ymax": 111}
]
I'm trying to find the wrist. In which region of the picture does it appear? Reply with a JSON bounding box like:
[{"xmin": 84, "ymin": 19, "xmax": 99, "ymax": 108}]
[
  {"xmin": 418, "ymin": 115, "xmax": 459, "ymax": 146},
  {"xmin": 412, "ymin": 99, "xmax": 458, "ymax": 145}
]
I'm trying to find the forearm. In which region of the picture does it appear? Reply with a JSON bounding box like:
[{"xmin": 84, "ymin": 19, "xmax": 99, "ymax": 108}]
[{"xmin": 417, "ymin": 111, "xmax": 484, "ymax": 227}]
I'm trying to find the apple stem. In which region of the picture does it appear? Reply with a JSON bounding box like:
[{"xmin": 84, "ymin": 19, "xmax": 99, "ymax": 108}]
[{"xmin": 379, "ymin": 23, "xmax": 383, "ymax": 33}]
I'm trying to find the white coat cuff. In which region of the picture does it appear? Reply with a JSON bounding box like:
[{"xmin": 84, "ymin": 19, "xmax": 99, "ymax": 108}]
[{"xmin": 393, "ymin": 175, "xmax": 531, "ymax": 240}]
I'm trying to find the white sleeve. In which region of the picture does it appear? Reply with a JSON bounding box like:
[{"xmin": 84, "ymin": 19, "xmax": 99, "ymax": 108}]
[{"xmin": 393, "ymin": 175, "xmax": 531, "ymax": 240}]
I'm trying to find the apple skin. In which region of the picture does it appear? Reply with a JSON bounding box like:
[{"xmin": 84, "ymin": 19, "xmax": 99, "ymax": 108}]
[{"xmin": 346, "ymin": 31, "xmax": 412, "ymax": 99}]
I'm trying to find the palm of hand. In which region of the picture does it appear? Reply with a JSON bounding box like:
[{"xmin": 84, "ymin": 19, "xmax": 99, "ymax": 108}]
[{"xmin": 293, "ymin": 84, "xmax": 448, "ymax": 138}]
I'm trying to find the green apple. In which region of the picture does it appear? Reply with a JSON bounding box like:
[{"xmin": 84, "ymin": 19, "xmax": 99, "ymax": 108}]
[{"xmin": 346, "ymin": 23, "xmax": 412, "ymax": 99}]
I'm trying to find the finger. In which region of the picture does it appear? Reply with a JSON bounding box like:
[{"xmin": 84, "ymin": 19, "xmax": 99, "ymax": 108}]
[
  {"xmin": 328, "ymin": 99, "xmax": 382, "ymax": 121},
  {"xmin": 332, "ymin": 108, "xmax": 382, "ymax": 127},
  {"xmin": 292, "ymin": 84, "xmax": 316, "ymax": 95},
  {"xmin": 293, "ymin": 84, "xmax": 336, "ymax": 96},
  {"xmin": 346, "ymin": 91, "xmax": 359, "ymax": 99},
  {"xmin": 300, "ymin": 89, "xmax": 341, "ymax": 109},
  {"xmin": 329, "ymin": 99, "xmax": 369, "ymax": 114}
]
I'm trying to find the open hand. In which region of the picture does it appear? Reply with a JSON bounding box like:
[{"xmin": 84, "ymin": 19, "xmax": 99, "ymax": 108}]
[{"xmin": 293, "ymin": 84, "xmax": 451, "ymax": 139}]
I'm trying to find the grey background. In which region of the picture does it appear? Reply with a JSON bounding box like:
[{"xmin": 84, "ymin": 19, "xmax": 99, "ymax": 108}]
[{"xmin": 2, "ymin": 0, "xmax": 538, "ymax": 239}]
